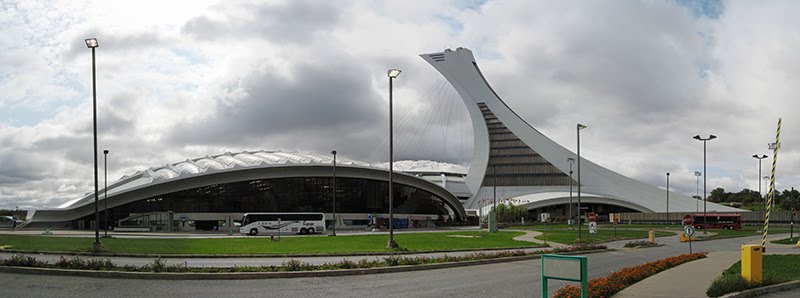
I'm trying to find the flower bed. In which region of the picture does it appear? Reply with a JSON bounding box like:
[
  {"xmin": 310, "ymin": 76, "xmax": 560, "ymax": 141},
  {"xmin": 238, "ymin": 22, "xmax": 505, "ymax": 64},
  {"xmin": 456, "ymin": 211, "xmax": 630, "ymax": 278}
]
[
  {"xmin": 554, "ymin": 252, "xmax": 707, "ymax": 298},
  {"xmin": 0, "ymin": 244, "xmax": 607, "ymax": 273}
]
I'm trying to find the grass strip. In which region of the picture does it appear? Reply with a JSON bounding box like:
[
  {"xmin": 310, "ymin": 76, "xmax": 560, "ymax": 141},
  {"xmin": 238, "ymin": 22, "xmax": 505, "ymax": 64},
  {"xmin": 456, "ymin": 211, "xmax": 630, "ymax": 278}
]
[
  {"xmin": 533, "ymin": 229, "xmax": 674, "ymax": 245},
  {"xmin": 0, "ymin": 231, "xmax": 539, "ymax": 255},
  {"xmin": 707, "ymin": 255, "xmax": 800, "ymax": 297}
]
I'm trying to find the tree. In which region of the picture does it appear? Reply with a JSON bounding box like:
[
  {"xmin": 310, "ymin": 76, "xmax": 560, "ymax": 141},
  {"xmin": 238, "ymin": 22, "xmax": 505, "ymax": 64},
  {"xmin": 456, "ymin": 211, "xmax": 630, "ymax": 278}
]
[
  {"xmin": 778, "ymin": 189, "xmax": 800, "ymax": 211},
  {"xmin": 708, "ymin": 187, "xmax": 728, "ymax": 203},
  {"xmin": 495, "ymin": 203, "xmax": 527, "ymax": 223}
]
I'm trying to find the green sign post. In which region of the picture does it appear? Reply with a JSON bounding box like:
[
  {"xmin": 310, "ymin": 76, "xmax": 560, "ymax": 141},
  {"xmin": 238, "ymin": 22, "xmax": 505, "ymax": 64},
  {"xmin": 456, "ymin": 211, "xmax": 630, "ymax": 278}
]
[{"xmin": 541, "ymin": 254, "xmax": 588, "ymax": 298}]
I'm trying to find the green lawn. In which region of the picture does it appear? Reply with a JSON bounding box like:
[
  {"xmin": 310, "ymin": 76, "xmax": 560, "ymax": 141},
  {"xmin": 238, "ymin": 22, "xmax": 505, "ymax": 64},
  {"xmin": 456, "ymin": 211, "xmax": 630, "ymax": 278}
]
[
  {"xmin": 771, "ymin": 237, "xmax": 800, "ymax": 244},
  {"xmin": 0, "ymin": 231, "xmax": 541, "ymax": 255},
  {"xmin": 532, "ymin": 229, "xmax": 675, "ymax": 244},
  {"xmin": 724, "ymin": 255, "xmax": 800, "ymax": 283}
]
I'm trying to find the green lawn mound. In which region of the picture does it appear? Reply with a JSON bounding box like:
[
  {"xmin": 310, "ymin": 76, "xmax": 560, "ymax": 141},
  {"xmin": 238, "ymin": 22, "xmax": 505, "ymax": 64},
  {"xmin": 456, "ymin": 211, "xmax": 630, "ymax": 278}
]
[
  {"xmin": 707, "ymin": 255, "xmax": 800, "ymax": 297},
  {"xmin": 0, "ymin": 231, "xmax": 539, "ymax": 255}
]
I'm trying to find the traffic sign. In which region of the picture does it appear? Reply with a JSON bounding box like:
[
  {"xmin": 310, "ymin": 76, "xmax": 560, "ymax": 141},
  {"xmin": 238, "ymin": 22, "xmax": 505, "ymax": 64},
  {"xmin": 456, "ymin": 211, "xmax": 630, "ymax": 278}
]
[
  {"xmin": 683, "ymin": 214, "xmax": 694, "ymax": 226},
  {"xmin": 589, "ymin": 222, "xmax": 597, "ymax": 234},
  {"xmin": 684, "ymin": 225, "xmax": 695, "ymax": 237},
  {"xmin": 792, "ymin": 208, "xmax": 797, "ymax": 217},
  {"xmin": 588, "ymin": 212, "xmax": 597, "ymax": 222}
]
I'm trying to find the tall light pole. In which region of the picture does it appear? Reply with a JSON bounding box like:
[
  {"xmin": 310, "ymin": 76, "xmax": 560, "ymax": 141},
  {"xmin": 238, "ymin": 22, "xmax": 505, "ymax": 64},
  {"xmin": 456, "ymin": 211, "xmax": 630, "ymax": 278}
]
[
  {"xmin": 693, "ymin": 134, "xmax": 717, "ymax": 231},
  {"xmin": 85, "ymin": 37, "xmax": 101, "ymax": 252},
  {"xmin": 103, "ymin": 149, "xmax": 109, "ymax": 238},
  {"xmin": 567, "ymin": 157, "xmax": 575, "ymax": 227},
  {"xmin": 387, "ymin": 68, "xmax": 401, "ymax": 249},
  {"xmin": 331, "ymin": 150, "xmax": 337, "ymax": 236},
  {"xmin": 666, "ymin": 172, "xmax": 670, "ymax": 222},
  {"xmin": 753, "ymin": 154, "xmax": 768, "ymax": 207},
  {"xmin": 694, "ymin": 171, "xmax": 701, "ymax": 212},
  {"xmin": 577, "ymin": 123, "xmax": 587, "ymax": 242}
]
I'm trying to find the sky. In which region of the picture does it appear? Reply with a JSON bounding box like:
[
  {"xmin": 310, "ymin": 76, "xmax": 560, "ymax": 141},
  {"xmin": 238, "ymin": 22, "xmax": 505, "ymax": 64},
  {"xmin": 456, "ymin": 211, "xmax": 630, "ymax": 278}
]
[{"xmin": 2, "ymin": 0, "xmax": 800, "ymax": 210}]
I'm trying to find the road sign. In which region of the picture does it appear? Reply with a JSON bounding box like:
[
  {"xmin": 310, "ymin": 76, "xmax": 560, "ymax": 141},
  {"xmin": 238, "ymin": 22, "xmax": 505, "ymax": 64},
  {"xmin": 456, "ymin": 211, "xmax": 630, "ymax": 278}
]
[
  {"xmin": 793, "ymin": 208, "xmax": 797, "ymax": 217},
  {"xmin": 684, "ymin": 225, "xmax": 695, "ymax": 237},
  {"xmin": 588, "ymin": 212, "xmax": 596, "ymax": 222},
  {"xmin": 683, "ymin": 214, "xmax": 694, "ymax": 226},
  {"xmin": 589, "ymin": 222, "xmax": 597, "ymax": 234}
]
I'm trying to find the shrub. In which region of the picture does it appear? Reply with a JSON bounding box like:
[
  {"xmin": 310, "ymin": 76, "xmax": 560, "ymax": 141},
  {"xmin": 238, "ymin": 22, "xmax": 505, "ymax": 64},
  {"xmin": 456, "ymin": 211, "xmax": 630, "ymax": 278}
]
[
  {"xmin": 706, "ymin": 274, "xmax": 753, "ymax": 297},
  {"xmin": 54, "ymin": 256, "xmax": 114, "ymax": 271},
  {"xmin": 282, "ymin": 259, "xmax": 314, "ymax": 271},
  {"xmin": 0, "ymin": 254, "xmax": 48, "ymax": 267},
  {"xmin": 623, "ymin": 240, "xmax": 653, "ymax": 248},
  {"xmin": 554, "ymin": 253, "xmax": 707, "ymax": 298}
]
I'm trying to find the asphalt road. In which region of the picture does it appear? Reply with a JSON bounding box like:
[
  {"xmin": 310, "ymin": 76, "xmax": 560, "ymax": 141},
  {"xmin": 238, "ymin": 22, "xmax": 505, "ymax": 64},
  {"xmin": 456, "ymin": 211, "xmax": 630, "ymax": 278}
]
[{"xmin": 0, "ymin": 233, "xmax": 795, "ymax": 298}]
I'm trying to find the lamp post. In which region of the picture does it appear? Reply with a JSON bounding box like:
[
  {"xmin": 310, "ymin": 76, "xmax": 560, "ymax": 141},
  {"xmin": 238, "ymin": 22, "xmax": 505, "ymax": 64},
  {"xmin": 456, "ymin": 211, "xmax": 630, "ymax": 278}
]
[
  {"xmin": 331, "ymin": 150, "xmax": 337, "ymax": 236},
  {"xmin": 693, "ymin": 134, "xmax": 717, "ymax": 231},
  {"xmin": 694, "ymin": 171, "xmax": 701, "ymax": 212},
  {"xmin": 577, "ymin": 123, "xmax": 587, "ymax": 242},
  {"xmin": 103, "ymin": 149, "xmax": 109, "ymax": 237},
  {"xmin": 753, "ymin": 154, "xmax": 768, "ymax": 207},
  {"xmin": 567, "ymin": 157, "xmax": 575, "ymax": 227},
  {"xmin": 666, "ymin": 172, "xmax": 670, "ymax": 222},
  {"xmin": 387, "ymin": 68, "xmax": 401, "ymax": 249},
  {"xmin": 85, "ymin": 37, "xmax": 101, "ymax": 252}
]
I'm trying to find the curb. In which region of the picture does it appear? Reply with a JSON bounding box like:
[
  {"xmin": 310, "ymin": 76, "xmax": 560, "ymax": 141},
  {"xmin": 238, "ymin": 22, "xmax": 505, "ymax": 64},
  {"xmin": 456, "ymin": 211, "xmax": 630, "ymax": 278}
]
[
  {"xmin": 721, "ymin": 280, "xmax": 800, "ymax": 298},
  {"xmin": 0, "ymin": 249, "xmax": 612, "ymax": 280}
]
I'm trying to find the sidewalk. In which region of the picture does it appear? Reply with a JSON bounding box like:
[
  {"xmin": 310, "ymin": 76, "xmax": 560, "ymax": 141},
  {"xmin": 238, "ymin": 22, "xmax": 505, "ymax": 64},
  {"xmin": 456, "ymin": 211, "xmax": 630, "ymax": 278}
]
[{"xmin": 613, "ymin": 251, "xmax": 740, "ymax": 298}]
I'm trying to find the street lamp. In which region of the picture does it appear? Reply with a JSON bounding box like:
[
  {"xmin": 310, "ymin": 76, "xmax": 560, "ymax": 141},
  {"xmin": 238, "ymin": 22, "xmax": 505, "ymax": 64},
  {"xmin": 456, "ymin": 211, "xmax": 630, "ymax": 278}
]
[
  {"xmin": 103, "ymin": 149, "xmax": 109, "ymax": 238},
  {"xmin": 331, "ymin": 150, "xmax": 337, "ymax": 236},
  {"xmin": 85, "ymin": 37, "xmax": 101, "ymax": 252},
  {"xmin": 567, "ymin": 157, "xmax": 575, "ymax": 227},
  {"xmin": 694, "ymin": 171, "xmax": 701, "ymax": 212},
  {"xmin": 666, "ymin": 172, "xmax": 670, "ymax": 222},
  {"xmin": 693, "ymin": 134, "xmax": 717, "ymax": 231},
  {"xmin": 387, "ymin": 68, "xmax": 401, "ymax": 249},
  {"xmin": 577, "ymin": 123, "xmax": 587, "ymax": 242},
  {"xmin": 753, "ymin": 154, "xmax": 768, "ymax": 206}
]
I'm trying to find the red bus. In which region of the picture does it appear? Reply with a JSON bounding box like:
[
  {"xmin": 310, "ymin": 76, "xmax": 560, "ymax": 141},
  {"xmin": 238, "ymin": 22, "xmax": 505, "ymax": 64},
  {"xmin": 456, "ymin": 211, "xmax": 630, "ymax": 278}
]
[{"xmin": 691, "ymin": 213, "xmax": 741, "ymax": 230}]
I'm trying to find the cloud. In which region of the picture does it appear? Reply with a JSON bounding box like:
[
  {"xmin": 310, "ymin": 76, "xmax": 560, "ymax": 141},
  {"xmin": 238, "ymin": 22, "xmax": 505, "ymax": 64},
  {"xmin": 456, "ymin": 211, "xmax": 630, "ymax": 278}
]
[{"xmin": 5, "ymin": 0, "xmax": 800, "ymax": 211}]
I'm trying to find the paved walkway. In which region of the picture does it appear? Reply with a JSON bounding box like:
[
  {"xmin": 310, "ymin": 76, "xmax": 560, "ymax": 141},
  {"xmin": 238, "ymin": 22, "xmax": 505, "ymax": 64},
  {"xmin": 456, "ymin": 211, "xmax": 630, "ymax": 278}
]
[
  {"xmin": 613, "ymin": 251, "xmax": 740, "ymax": 298},
  {"xmin": 613, "ymin": 235, "xmax": 800, "ymax": 298}
]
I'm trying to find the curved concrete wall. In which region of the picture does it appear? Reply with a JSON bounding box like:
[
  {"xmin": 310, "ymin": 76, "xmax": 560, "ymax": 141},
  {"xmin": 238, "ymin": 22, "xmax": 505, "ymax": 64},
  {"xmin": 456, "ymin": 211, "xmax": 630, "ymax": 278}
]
[
  {"xmin": 420, "ymin": 47, "xmax": 740, "ymax": 213},
  {"xmin": 31, "ymin": 164, "xmax": 467, "ymax": 223}
]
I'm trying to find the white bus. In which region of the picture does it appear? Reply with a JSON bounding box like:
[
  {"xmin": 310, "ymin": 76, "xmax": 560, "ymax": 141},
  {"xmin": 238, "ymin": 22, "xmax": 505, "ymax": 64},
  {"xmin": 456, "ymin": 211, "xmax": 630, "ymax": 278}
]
[{"xmin": 240, "ymin": 213, "xmax": 325, "ymax": 236}]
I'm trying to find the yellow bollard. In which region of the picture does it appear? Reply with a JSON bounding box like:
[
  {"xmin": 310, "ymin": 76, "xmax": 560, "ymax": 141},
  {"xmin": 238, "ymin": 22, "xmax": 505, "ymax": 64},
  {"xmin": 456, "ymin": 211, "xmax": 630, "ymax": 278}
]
[
  {"xmin": 648, "ymin": 230, "xmax": 655, "ymax": 243},
  {"xmin": 741, "ymin": 244, "xmax": 763, "ymax": 283}
]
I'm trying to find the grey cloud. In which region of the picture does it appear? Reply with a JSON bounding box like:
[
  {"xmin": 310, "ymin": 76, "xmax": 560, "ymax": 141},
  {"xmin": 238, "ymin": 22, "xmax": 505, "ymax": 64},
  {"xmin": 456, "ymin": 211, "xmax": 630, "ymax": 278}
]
[
  {"xmin": 0, "ymin": 150, "xmax": 50, "ymax": 184},
  {"xmin": 166, "ymin": 59, "xmax": 384, "ymax": 150},
  {"xmin": 182, "ymin": 0, "xmax": 341, "ymax": 43}
]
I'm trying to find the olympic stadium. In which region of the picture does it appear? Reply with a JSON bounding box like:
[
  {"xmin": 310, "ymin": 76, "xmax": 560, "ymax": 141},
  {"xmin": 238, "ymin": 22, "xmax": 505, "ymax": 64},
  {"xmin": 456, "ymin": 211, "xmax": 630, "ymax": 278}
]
[{"xmin": 26, "ymin": 47, "xmax": 740, "ymax": 231}]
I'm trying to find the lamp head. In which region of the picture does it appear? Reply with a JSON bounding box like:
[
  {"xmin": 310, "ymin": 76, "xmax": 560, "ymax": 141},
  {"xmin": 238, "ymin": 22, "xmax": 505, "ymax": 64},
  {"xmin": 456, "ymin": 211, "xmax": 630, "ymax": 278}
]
[
  {"xmin": 667, "ymin": 172, "xmax": 670, "ymax": 176},
  {"xmin": 103, "ymin": 149, "xmax": 109, "ymax": 155},
  {"xmin": 85, "ymin": 38, "xmax": 98, "ymax": 48},
  {"xmin": 709, "ymin": 134, "xmax": 717, "ymax": 140},
  {"xmin": 577, "ymin": 123, "xmax": 587, "ymax": 130},
  {"xmin": 693, "ymin": 135, "xmax": 701, "ymax": 140},
  {"xmin": 387, "ymin": 69, "xmax": 401, "ymax": 78},
  {"xmin": 331, "ymin": 150, "xmax": 337, "ymax": 155}
]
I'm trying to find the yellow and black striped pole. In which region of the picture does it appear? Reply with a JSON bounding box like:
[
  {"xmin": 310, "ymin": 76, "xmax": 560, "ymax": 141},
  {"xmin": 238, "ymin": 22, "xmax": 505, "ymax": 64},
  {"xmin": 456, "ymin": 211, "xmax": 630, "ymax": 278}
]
[{"xmin": 762, "ymin": 118, "xmax": 782, "ymax": 248}]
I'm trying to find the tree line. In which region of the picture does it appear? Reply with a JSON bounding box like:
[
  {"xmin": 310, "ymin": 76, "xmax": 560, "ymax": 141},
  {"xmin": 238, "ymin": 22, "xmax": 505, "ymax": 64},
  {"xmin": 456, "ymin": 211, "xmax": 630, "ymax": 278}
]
[{"xmin": 707, "ymin": 187, "xmax": 800, "ymax": 211}]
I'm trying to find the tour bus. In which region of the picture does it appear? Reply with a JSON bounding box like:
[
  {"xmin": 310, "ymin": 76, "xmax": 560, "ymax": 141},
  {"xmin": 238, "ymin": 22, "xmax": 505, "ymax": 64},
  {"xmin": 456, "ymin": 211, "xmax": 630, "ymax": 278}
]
[
  {"xmin": 240, "ymin": 213, "xmax": 325, "ymax": 236},
  {"xmin": 691, "ymin": 213, "xmax": 742, "ymax": 230}
]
